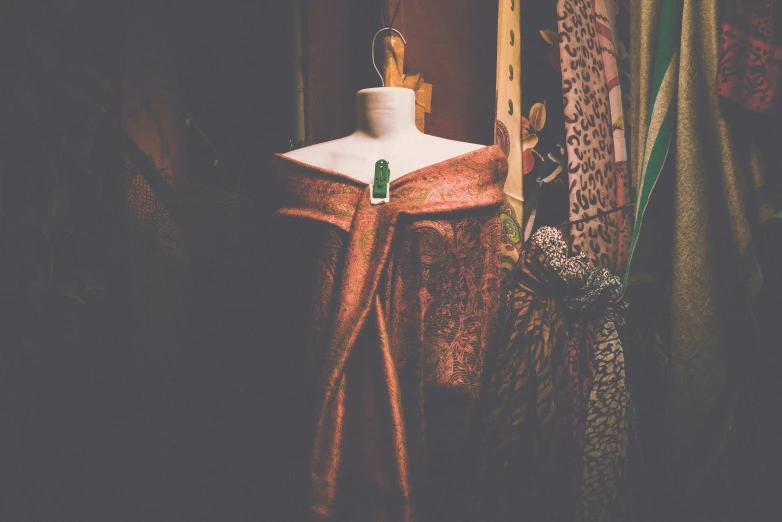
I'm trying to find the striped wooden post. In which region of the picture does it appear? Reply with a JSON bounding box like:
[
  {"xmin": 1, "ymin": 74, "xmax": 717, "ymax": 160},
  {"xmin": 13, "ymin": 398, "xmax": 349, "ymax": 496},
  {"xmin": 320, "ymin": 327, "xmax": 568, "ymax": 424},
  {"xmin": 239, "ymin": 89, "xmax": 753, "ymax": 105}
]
[{"xmin": 495, "ymin": 0, "xmax": 523, "ymax": 225}]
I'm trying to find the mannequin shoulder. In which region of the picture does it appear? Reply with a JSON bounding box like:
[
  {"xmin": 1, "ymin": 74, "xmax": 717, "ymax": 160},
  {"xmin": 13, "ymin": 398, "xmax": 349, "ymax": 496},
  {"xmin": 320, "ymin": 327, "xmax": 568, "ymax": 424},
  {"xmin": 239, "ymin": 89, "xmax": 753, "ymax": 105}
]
[
  {"xmin": 281, "ymin": 136, "xmax": 371, "ymax": 174},
  {"xmin": 414, "ymin": 134, "xmax": 484, "ymax": 158},
  {"xmin": 282, "ymin": 138, "xmax": 344, "ymax": 164},
  {"xmin": 279, "ymin": 134, "xmax": 488, "ymax": 182},
  {"xmin": 283, "ymin": 134, "xmax": 483, "ymax": 166}
]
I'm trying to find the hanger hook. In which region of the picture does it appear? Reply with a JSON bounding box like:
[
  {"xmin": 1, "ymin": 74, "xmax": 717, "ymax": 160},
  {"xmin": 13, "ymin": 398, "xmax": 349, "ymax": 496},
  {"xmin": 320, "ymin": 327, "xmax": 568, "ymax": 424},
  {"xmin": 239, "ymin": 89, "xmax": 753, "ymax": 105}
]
[{"xmin": 371, "ymin": 27, "xmax": 407, "ymax": 87}]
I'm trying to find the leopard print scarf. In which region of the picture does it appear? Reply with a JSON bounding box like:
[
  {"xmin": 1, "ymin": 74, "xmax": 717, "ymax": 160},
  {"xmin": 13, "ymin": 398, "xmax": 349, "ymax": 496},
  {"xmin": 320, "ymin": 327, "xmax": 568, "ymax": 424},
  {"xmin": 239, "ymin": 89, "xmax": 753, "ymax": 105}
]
[{"xmin": 476, "ymin": 226, "xmax": 629, "ymax": 521}]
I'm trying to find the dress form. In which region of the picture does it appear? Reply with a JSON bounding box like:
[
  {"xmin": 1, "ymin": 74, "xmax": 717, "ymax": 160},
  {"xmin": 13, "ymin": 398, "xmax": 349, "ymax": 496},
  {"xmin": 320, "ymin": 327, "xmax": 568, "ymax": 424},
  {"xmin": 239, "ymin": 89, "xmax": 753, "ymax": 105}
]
[{"xmin": 283, "ymin": 87, "xmax": 483, "ymax": 185}]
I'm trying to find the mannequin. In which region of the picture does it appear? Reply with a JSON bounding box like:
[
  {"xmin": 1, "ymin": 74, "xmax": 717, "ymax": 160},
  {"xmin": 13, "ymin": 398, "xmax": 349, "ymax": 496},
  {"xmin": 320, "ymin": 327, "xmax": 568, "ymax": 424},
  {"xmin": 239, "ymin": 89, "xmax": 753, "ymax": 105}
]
[
  {"xmin": 283, "ymin": 86, "xmax": 483, "ymax": 185},
  {"xmin": 270, "ymin": 83, "xmax": 510, "ymax": 522}
]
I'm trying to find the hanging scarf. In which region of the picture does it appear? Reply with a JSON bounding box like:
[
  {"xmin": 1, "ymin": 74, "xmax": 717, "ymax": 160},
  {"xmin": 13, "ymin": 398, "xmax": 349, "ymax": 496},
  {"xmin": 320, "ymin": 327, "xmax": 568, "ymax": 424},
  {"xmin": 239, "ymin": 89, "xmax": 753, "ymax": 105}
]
[
  {"xmin": 554, "ymin": 5, "xmax": 633, "ymax": 519},
  {"xmin": 557, "ymin": 0, "xmax": 632, "ymax": 275},
  {"xmin": 477, "ymin": 226, "xmax": 629, "ymax": 521}
]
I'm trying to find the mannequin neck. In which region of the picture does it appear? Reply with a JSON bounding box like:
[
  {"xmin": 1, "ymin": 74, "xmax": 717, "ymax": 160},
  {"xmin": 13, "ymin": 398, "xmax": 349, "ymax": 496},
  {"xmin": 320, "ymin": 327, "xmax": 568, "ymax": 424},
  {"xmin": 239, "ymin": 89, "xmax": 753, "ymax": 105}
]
[{"xmin": 355, "ymin": 87, "xmax": 419, "ymax": 140}]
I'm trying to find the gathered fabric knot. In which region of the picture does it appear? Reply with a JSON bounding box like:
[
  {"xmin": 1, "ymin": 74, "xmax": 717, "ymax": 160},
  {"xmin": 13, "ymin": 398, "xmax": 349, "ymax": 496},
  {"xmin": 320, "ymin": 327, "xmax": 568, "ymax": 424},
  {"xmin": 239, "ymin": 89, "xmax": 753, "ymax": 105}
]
[
  {"xmin": 527, "ymin": 226, "xmax": 629, "ymax": 323},
  {"xmin": 564, "ymin": 266, "xmax": 628, "ymax": 328},
  {"xmin": 476, "ymin": 225, "xmax": 631, "ymax": 521}
]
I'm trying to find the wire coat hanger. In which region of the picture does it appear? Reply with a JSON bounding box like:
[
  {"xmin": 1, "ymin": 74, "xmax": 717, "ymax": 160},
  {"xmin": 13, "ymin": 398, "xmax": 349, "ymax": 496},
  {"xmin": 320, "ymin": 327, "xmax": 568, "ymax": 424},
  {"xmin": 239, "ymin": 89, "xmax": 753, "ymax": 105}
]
[{"xmin": 371, "ymin": 27, "xmax": 407, "ymax": 86}]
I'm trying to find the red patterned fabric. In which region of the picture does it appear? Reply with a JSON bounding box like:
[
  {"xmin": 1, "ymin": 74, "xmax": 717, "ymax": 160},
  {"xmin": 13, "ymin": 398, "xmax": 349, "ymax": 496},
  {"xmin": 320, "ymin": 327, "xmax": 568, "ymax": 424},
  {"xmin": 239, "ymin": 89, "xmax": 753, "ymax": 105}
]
[
  {"xmin": 271, "ymin": 145, "xmax": 510, "ymax": 521},
  {"xmin": 717, "ymin": 0, "xmax": 782, "ymax": 113}
]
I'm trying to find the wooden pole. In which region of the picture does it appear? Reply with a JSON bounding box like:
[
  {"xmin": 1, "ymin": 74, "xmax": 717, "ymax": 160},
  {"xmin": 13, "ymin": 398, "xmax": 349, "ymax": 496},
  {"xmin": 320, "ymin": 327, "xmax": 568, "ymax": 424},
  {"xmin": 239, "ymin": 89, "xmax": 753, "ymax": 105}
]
[
  {"xmin": 291, "ymin": 0, "xmax": 306, "ymax": 149},
  {"xmin": 495, "ymin": 0, "xmax": 523, "ymax": 224}
]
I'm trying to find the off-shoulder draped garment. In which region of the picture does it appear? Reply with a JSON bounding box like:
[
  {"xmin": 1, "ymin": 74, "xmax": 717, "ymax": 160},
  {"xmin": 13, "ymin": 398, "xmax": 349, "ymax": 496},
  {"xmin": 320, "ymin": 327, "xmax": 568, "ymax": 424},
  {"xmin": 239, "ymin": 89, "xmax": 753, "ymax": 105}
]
[{"xmin": 270, "ymin": 145, "xmax": 513, "ymax": 521}]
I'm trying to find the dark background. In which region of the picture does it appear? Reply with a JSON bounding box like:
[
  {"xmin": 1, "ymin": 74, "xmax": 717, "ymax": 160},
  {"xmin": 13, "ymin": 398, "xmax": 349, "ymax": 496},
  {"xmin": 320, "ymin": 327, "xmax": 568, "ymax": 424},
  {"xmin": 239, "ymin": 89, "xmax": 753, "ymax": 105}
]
[
  {"xmin": 0, "ymin": 1, "xmax": 293, "ymax": 520},
  {"xmin": 0, "ymin": 1, "xmax": 500, "ymax": 520}
]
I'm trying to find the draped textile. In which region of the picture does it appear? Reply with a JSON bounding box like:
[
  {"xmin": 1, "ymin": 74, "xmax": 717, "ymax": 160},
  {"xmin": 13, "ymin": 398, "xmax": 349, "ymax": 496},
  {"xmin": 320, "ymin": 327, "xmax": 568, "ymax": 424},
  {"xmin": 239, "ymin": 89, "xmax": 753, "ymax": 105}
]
[
  {"xmin": 627, "ymin": 0, "xmax": 780, "ymax": 505},
  {"xmin": 567, "ymin": 262, "xmax": 629, "ymax": 521},
  {"xmin": 557, "ymin": 0, "xmax": 632, "ymax": 275},
  {"xmin": 594, "ymin": 0, "xmax": 632, "ymax": 273},
  {"xmin": 673, "ymin": 0, "xmax": 771, "ymax": 481},
  {"xmin": 271, "ymin": 145, "xmax": 514, "ymax": 521},
  {"xmin": 553, "ymin": 7, "xmax": 634, "ymax": 520},
  {"xmin": 476, "ymin": 226, "xmax": 629, "ymax": 522},
  {"xmin": 625, "ymin": 0, "xmax": 680, "ymax": 286}
]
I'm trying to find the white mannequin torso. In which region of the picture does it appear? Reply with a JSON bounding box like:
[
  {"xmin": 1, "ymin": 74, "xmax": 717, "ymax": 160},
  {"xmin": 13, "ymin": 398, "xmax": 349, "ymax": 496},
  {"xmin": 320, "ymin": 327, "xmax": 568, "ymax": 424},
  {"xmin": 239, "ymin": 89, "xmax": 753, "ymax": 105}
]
[{"xmin": 283, "ymin": 87, "xmax": 483, "ymax": 185}]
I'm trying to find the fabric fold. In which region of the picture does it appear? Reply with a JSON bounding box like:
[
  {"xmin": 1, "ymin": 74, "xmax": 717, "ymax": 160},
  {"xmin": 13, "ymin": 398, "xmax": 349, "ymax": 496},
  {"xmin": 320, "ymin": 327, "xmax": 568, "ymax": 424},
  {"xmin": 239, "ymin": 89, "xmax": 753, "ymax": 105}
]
[
  {"xmin": 477, "ymin": 225, "xmax": 630, "ymax": 522},
  {"xmin": 272, "ymin": 145, "xmax": 511, "ymax": 521},
  {"xmin": 557, "ymin": 0, "xmax": 632, "ymax": 276}
]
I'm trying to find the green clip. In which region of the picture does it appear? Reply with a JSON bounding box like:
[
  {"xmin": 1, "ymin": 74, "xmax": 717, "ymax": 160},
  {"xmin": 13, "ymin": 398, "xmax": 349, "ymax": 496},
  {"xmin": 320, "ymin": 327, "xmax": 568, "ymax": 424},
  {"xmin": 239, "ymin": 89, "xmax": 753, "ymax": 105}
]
[{"xmin": 372, "ymin": 159, "xmax": 390, "ymax": 199}]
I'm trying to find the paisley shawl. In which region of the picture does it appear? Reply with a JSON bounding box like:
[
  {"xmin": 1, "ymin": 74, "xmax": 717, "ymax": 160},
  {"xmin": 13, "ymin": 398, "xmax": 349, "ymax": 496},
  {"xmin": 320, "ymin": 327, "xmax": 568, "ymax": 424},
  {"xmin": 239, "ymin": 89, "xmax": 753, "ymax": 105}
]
[{"xmin": 271, "ymin": 145, "xmax": 515, "ymax": 521}]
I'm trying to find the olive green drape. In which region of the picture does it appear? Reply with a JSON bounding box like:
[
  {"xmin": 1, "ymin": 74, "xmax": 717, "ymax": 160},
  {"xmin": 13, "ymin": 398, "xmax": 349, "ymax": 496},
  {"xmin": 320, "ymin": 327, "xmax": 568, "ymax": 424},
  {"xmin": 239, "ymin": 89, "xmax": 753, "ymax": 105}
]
[{"xmin": 628, "ymin": 0, "xmax": 778, "ymax": 503}]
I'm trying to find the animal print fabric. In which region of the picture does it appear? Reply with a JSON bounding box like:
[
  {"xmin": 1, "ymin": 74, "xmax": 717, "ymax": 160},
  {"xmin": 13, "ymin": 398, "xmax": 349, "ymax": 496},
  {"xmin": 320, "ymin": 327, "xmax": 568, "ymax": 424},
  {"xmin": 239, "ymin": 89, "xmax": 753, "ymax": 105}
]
[
  {"xmin": 575, "ymin": 313, "xmax": 628, "ymax": 522},
  {"xmin": 475, "ymin": 227, "xmax": 580, "ymax": 522},
  {"xmin": 476, "ymin": 226, "xmax": 629, "ymax": 521},
  {"xmin": 558, "ymin": 0, "xmax": 632, "ymax": 274},
  {"xmin": 561, "ymin": 237, "xmax": 629, "ymax": 522}
]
